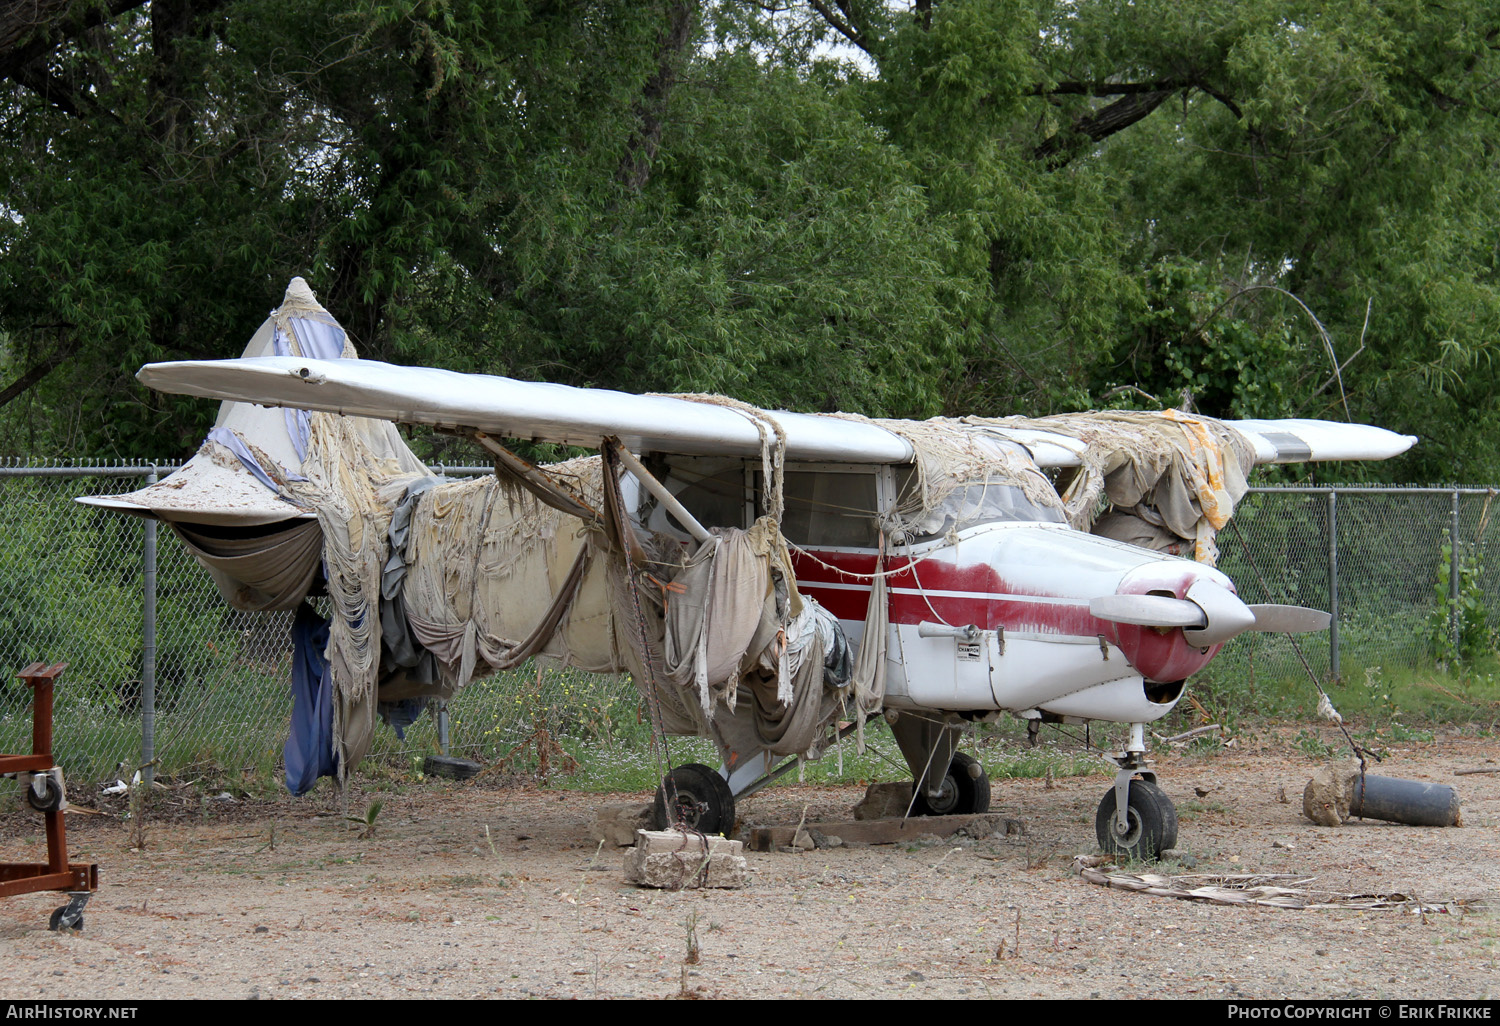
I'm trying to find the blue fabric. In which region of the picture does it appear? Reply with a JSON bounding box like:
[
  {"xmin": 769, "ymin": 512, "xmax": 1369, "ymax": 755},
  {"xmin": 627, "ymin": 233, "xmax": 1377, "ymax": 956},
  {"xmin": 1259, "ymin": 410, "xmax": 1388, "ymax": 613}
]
[
  {"xmin": 285, "ymin": 602, "xmax": 337, "ymax": 795},
  {"xmin": 379, "ymin": 699, "xmax": 426, "ymax": 740},
  {"xmin": 206, "ymin": 426, "xmax": 281, "ymax": 491},
  {"xmin": 274, "ymin": 319, "xmax": 346, "ymax": 465}
]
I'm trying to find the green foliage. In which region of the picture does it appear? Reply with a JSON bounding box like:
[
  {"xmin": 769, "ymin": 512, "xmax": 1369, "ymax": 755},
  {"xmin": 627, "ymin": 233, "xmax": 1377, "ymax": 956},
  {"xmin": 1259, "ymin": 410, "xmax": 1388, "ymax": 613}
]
[
  {"xmin": 1294, "ymin": 728, "xmax": 1340, "ymax": 760},
  {"xmin": 348, "ymin": 799, "xmax": 383, "ymax": 839},
  {"xmin": 4, "ymin": 0, "xmax": 1500, "ymax": 463},
  {"xmin": 1428, "ymin": 533, "xmax": 1495, "ymax": 663},
  {"xmin": 1102, "ymin": 258, "xmax": 1304, "ymax": 417}
]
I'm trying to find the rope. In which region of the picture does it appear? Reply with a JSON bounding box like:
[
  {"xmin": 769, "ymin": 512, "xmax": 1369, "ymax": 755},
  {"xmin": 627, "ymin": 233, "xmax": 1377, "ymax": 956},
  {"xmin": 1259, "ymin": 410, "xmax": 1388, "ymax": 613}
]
[
  {"xmin": 659, "ymin": 393, "xmax": 787, "ymax": 523},
  {"xmin": 784, "ymin": 537, "xmax": 944, "ymax": 580},
  {"xmin": 1226, "ymin": 518, "xmax": 1381, "ymax": 772},
  {"xmin": 601, "ymin": 447, "xmax": 678, "ymax": 803}
]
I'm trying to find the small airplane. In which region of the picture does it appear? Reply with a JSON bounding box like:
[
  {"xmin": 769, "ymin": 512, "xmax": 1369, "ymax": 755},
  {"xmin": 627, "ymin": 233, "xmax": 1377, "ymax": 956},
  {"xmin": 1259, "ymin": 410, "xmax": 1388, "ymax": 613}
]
[{"xmin": 83, "ymin": 280, "xmax": 1416, "ymax": 858}]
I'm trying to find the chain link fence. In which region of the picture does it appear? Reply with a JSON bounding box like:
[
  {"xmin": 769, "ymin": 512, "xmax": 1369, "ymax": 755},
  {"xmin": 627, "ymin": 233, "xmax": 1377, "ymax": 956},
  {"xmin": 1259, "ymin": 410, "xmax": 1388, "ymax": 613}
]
[
  {"xmin": 0, "ymin": 464, "xmax": 1493, "ymax": 790},
  {"xmin": 1198, "ymin": 486, "xmax": 1498, "ymax": 710}
]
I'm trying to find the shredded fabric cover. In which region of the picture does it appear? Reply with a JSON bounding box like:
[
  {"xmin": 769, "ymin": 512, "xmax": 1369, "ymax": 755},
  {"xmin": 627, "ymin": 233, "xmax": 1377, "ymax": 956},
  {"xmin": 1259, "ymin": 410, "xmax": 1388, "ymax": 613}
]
[
  {"xmin": 984, "ymin": 410, "xmax": 1255, "ymax": 565},
  {"xmin": 160, "ymin": 282, "xmax": 1268, "ymax": 786}
]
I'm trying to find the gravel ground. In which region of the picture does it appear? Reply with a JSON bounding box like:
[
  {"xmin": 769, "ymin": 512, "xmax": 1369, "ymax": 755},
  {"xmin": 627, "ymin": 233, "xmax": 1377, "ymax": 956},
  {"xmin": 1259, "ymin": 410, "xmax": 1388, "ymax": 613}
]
[{"xmin": 1, "ymin": 728, "xmax": 1497, "ymax": 1001}]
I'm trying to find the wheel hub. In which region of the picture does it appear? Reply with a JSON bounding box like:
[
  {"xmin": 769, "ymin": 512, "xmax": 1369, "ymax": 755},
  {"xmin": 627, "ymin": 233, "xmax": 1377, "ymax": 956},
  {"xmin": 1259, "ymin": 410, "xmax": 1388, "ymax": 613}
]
[
  {"xmin": 669, "ymin": 791, "xmax": 708, "ymax": 828},
  {"xmin": 923, "ymin": 777, "xmax": 959, "ymax": 815},
  {"xmin": 1110, "ymin": 807, "xmax": 1143, "ymax": 846}
]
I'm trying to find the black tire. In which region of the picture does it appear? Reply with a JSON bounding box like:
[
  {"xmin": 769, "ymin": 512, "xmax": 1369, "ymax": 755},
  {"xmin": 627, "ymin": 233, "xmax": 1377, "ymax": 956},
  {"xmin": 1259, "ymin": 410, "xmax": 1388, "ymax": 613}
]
[
  {"xmin": 26, "ymin": 776, "xmax": 63, "ymax": 813},
  {"xmin": 911, "ymin": 751, "xmax": 991, "ymax": 816},
  {"xmin": 49, "ymin": 907, "xmax": 82, "ymax": 932},
  {"xmin": 422, "ymin": 755, "xmax": 482, "ymax": 780},
  {"xmin": 1095, "ymin": 779, "xmax": 1179, "ymax": 860},
  {"xmin": 652, "ymin": 763, "xmax": 736, "ymax": 835}
]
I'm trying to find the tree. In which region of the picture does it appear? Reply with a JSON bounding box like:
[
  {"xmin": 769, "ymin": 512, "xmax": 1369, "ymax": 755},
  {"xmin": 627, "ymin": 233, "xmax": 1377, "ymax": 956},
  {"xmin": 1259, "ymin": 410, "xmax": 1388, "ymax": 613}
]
[
  {"xmin": 1, "ymin": 0, "xmax": 970, "ymax": 457},
  {"xmin": 778, "ymin": 0, "xmax": 1500, "ymax": 479},
  {"xmin": 3, "ymin": 0, "xmax": 1499, "ymax": 483}
]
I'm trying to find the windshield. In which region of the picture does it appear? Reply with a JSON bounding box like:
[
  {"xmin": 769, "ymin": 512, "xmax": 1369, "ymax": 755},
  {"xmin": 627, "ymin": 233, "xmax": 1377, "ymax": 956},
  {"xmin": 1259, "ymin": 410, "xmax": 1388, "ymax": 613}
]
[{"xmin": 906, "ymin": 476, "xmax": 1066, "ymax": 539}]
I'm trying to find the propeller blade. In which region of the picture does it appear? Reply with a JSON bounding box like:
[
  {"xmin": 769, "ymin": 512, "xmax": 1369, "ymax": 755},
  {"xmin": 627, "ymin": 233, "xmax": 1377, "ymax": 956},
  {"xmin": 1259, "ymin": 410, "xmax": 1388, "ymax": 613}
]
[
  {"xmin": 1248, "ymin": 604, "xmax": 1331, "ymax": 633},
  {"xmin": 1089, "ymin": 595, "xmax": 1207, "ymax": 628}
]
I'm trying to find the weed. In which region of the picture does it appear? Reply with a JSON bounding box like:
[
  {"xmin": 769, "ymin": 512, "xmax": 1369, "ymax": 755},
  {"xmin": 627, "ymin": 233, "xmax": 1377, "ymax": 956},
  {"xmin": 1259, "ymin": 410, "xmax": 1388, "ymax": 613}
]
[
  {"xmin": 122, "ymin": 762, "xmax": 157, "ymax": 850},
  {"xmin": 489, "ymin": 725, "xmax": 579, "ymax": 782},
  {"xmin": 993, "ymin": 909, "xmax": 1022, "ymax": 961},
  {"xmin": 1177, "ymin": 799, "xmax": 1230, "ymax": 821},
  {"xmin": 1428, "ymin": 533, "xmax": 1495, "ymax": 663},
  {"xmin": 684, "ymin": 910, "xmax": 700, "ymax": 965},
  {"xmin": 348, "ymin": 799, "xmax": 382, "ymax": 839},
  {"xmin": 1294, "ymin": 729, "xmax": 1339, "ymax": 760}
]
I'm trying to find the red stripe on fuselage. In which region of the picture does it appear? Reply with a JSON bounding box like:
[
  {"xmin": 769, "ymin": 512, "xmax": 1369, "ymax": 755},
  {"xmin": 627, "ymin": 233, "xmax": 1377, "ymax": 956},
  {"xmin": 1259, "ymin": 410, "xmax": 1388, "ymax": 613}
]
[{"xmin": 788, "ymin": 548, "xmax": 1219, "ymax": 682}]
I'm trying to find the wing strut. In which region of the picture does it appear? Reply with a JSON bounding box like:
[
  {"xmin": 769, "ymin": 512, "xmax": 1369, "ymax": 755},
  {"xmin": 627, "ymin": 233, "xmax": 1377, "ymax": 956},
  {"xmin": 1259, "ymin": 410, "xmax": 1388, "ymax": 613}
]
[
  {"xmin": 468, "ymin": 430, "xmax": 600, "ymax": 523},
  {"xmin": 605, "ymin": 438, "xmax": 713, "ymax": 544}
]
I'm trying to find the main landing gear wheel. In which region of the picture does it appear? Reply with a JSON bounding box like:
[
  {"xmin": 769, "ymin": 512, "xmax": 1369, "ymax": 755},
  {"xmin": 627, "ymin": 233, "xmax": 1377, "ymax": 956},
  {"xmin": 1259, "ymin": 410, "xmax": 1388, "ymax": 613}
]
[
  {"xmin": 911, "ymin": 751, "xmax": 991, "ymax": 816},
  {"xmin": 1095, "ymin": 778, "xmax": 1178, "ymax": 861},
  {"xmin": 652, "ymin": 763, "xmax": 736, "ymax": 835}
]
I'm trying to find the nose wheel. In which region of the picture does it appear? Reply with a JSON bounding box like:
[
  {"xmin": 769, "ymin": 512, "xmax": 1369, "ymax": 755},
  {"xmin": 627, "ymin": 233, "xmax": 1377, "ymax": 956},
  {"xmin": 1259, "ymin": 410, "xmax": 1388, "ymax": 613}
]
[{"xmin": 1095, "ymin": 778, "xmax": 1178, "ymax": 860}]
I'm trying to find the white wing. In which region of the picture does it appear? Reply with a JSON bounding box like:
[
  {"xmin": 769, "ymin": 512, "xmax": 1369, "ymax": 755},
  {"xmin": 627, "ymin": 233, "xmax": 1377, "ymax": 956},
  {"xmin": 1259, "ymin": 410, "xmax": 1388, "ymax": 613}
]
[
  {"xmin": 136, "ymin": 356, "xmax": 1416, "ymax": 466},
  {"xmin": 137, "ymin": 356, "xmax": 915, "ymax": 463},
  {"xmin": 980, "ymin": 416, "xmax": 1417, "ymax": 466}
]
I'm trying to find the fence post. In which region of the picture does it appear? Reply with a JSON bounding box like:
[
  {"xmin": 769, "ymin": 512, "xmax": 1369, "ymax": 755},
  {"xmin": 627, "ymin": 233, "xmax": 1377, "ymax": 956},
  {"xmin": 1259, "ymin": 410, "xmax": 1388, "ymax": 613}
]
[
  {"xmin": 141, "ymin": 467, "xmax": 158, "ymax": 786},
  {"xmin": 1327, "ymin": 490, "xmax": 1340, "ymax": 682},
  {"xmin": 1451, "ymin": 487, "xmax": 1462, "ymax": 656}
]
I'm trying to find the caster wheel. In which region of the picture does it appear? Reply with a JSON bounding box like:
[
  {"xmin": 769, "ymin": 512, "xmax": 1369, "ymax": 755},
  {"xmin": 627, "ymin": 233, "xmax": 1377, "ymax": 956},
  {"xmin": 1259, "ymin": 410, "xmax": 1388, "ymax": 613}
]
[
  {"xmin": 49, "ymin": 907, "xmax": 83, "ymax": 932},
  {"xmin": 26, "ymin": 776, "xmax": 64, "ymax": 813}
]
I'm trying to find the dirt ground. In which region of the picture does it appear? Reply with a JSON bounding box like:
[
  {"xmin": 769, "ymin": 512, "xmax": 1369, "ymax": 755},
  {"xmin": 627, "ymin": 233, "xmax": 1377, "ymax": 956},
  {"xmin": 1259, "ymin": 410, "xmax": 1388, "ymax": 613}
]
[{"xmin": 1, "ymin": 728, "xmax": 1497, "ymax": 1001}]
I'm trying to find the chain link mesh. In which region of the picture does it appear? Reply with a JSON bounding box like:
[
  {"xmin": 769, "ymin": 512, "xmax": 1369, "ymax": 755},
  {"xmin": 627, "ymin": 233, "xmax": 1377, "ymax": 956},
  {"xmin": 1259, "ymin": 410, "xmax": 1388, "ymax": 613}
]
[{"xmin": 0, "ymin": 466, "xmax": 1490, "ymax": 790}]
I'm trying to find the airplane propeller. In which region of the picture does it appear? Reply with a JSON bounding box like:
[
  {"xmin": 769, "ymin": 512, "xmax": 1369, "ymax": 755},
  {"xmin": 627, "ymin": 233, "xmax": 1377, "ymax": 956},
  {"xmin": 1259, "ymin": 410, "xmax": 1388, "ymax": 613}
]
[
  {"xmin": 1245, "ymin": 603, "xmax": 1331, "ymax": 633},
  {"xmin": 1090, "ymin": 584, "xmax": 1329, "ymax": 644}
]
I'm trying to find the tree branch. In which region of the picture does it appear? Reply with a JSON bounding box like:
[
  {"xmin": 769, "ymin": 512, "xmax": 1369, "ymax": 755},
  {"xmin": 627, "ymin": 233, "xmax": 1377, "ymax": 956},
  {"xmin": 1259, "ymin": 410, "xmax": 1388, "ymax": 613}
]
[
  {"xmin": 1027, "ymin": 80, "xmax": 1189, "ymax": 97},
  {"xmin": 804, "ymin": 0, "xmax": 871, "ymax": 56},
  {"xmin": 0, "ymin": 0, "xmax": 147, "ymax": 83},
  {"xmin": 1030, "ymin": 79, "xmax": 1243, "ymax": 117},
  {"xmin": 9, "ymin": 57, "xmax": 120, "ymax": 121},
  {"xmin": 0, "ymin": 340, "xmax": 74, "ymax": 408},
  {"xmin": 1033, "ymin": 88, "xmax": 1178, "ymax": 169}
]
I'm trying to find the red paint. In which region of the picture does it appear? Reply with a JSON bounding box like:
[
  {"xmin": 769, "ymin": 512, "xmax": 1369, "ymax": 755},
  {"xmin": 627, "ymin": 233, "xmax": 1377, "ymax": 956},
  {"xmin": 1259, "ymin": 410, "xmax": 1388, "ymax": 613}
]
[{"xmin": 789, "ymin": 548, "xmax": 1220, "ymax": 683}]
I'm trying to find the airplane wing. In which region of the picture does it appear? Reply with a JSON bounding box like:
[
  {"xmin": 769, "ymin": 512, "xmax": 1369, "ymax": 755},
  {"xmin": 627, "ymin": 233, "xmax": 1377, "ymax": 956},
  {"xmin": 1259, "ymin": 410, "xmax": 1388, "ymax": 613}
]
[
  {"xmin": 980, "ymin": 415, "xmax": 1417, "ymax": 466},
  {"xmin": 136, "ymin": 357, "xmax": 916, "ymax": 463},
  {"xmin": 136, "ymin": 356, "xmax": 1417, "ymax": 466}
]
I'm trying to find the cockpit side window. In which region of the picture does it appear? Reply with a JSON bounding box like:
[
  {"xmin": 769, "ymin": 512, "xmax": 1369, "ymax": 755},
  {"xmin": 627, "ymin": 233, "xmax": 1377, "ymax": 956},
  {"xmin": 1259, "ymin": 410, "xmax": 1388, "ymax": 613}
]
[
  {"xmin": 643, "ymin": 457, "xmax": 753, "ymax": 539},
  {"xmin": 770, "ymin": 469, "xmax": 880, "ymax": 548}
]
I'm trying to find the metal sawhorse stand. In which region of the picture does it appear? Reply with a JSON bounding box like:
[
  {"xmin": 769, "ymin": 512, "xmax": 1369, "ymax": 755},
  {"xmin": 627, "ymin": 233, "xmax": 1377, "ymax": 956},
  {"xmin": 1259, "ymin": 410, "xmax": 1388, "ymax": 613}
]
[{"xmin": 0, "ymin": 662, "xmax": 98, "ymax": 930}]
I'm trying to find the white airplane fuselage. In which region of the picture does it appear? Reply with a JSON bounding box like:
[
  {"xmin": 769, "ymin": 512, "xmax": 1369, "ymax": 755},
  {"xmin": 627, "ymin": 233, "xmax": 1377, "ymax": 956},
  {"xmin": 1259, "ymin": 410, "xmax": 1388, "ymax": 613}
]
[{"xmin": 793, "ymin": 522, "xmax": 1228, "ymax": 725}]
